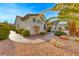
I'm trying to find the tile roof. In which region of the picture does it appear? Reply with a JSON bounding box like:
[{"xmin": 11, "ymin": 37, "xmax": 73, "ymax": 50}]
[{"xmin": 16, "ymin": 14, "xmax": 46, "ymax": 22}]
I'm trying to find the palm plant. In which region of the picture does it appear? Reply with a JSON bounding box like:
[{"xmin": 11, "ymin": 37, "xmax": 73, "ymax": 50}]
[{"xmin": 52, "ymin": 3, "xmax": 79, "ymax": 36}]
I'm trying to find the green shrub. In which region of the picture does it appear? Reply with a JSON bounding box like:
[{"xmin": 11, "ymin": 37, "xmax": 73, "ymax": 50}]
[
  {"xmin": 16, "ymin": 29, "xmax": 30, "ymax": 37},
  {"xmin": 9, "ymin": 26, "xmax": 16, "ymax": 31},
  {"xmin": 21, "ymin": 30, "xmax": 30, "ymax": 37},
  {"xmin": 47, "ymin": 27, "xmax": 51, "ymax": 32},
  {"xmin": 55, "ymin": 31, "xmax": 67, "ymax": 36},
  {"xmin": 16, "ymin": 29, "xmax": 24, "ymax": 34},
  {"xmin": 39, "ymin": 32, "xmax": 46, "ymax": 35},
  {"xmin": 0, "ymin": 24, "xmax": 10, "ymax": 40}
]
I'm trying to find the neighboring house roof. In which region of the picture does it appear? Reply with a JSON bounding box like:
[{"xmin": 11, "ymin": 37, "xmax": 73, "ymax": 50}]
[
  {"xmin": 58, "ymin": 22, "xmax": 67, "ymax": 24},
  {"xmin": 49, "ymin": 18, "xmax": 58, "ymax": 22},
  {"xmin": 16, "ymin": 14, "xmax": 46, "ymax": 23}
]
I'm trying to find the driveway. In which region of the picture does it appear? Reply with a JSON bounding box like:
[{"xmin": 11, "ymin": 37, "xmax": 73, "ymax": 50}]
[
  {"xmin": 9, "ymin": 31, "xmax": 54, "ymax": 44},
  {"xmin": 26, "ymin": 32, "xmax": 54, "ymax": 41}
]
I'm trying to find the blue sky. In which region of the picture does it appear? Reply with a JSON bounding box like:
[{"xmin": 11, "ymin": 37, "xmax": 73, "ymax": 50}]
[{"xmin": 0, "ymin": 3, "xmax": 59, "ymax": 23}]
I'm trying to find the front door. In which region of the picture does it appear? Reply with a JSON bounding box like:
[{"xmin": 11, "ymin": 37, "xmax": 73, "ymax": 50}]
[{"xmin": 32, "ymin": 25, "xmax": 40, "ymax": 34}]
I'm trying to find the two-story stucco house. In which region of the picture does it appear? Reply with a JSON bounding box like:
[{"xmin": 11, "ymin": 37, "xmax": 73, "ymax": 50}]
[{"xmin": 15, "ymin": 14, "xmax": 46, "ymax": 35}]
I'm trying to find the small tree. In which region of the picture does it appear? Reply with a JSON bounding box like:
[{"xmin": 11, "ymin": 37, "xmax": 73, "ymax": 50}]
[
  {"xmin": 3, "ymin": 20, "xmax": 8, "ymax": 25},
  {"xmin": 0, "ymin": 24, "xmax": 10, "ymax": 40}
]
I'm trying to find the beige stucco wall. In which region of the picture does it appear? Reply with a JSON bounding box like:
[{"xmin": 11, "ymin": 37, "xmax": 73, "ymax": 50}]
[{"xmin": 15, "ymin": 16, "xmax": 45, "ymax": 35}]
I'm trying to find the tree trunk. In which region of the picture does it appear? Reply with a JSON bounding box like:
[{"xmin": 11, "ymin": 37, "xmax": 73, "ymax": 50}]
[{"xmin": 68, "ymin": 20, "xmax": 76, "ymax": 36}]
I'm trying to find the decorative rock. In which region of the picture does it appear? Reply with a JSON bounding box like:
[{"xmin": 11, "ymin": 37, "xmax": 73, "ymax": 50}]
[
  {"xmin": 64, "ymin": 30, "xmax": 70, "ymax": 36},
  {"xmin": 75, "ymin": 38, "xmax": 79, "ymax": 42},
  {"xmin": 49, "ymin": 39, "xmax": 64, "ymax": 48},
  {"xmin": 60, "ymin": 35, "xmax": 69, "ymax": 40}
]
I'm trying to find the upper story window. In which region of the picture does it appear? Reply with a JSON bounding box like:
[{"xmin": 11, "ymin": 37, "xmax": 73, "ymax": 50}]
[
  {"xmin": 33, "ymin": 18, "xmax": 36, "ymax": 23},
  {"xmin": 37, "ymin": 20, "xmax": 40, "ymax": 23},
  {"xmin": 33, "ymin": 18, "xmax": 42, "ymax": 24}
]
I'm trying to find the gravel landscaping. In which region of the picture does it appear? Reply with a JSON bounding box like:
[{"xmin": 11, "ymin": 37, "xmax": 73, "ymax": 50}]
[
  {"xmin": 14, "ymin": 36, "xmax": 79, "ymax": 56},
  {"xmin": 0, "ymin": 31, "xmax": 79, "ymax": 56},
  {"xmin": 0, "ymin": 39, "xmax": 15, "ymax": 56},
  {"xmin": 1, "ymin": 36, "xmax": 79, "ymax": 56}
]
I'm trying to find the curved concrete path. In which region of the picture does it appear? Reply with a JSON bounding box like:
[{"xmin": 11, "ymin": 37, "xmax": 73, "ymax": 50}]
[{"xmin": 9, "ymin": 31, "xmax": 54, "ymax": 44}]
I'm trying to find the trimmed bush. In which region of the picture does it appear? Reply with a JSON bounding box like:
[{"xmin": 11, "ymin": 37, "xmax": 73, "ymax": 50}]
[
  {"xmin": 9, "ymin": 26, "xmax": 16, "ymax": 31},
  {"xmin": 16, "ymin": 29, "xmax": 24, "ymax": 34},
  {"xmin": 16, "ymin": 29, "xmax": 30, "ymax": 37},
  {"xmin": 21, "ymin": 30, "xmax": 30, "ymax": 37},
  {"xmin": 55, "ymin": 31, "xmax": 67, "ymax": 36},
  {"xmin": 39, "ymin": 32, "xmax": 46, "ymax": 35},
  {"xmin": 0, "ymin": 24, "xmax": 10, "ymax": 40}
]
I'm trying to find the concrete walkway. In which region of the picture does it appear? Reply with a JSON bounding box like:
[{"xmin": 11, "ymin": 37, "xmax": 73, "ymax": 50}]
[{"xmin": 9, "ymin": 31, "xmax": 54, "ymax": 44}]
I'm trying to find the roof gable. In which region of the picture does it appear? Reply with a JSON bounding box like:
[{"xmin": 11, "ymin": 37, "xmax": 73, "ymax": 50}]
[{"xmin": 16, "ymin": 14, "xmax": 46, "ymax": 23}]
